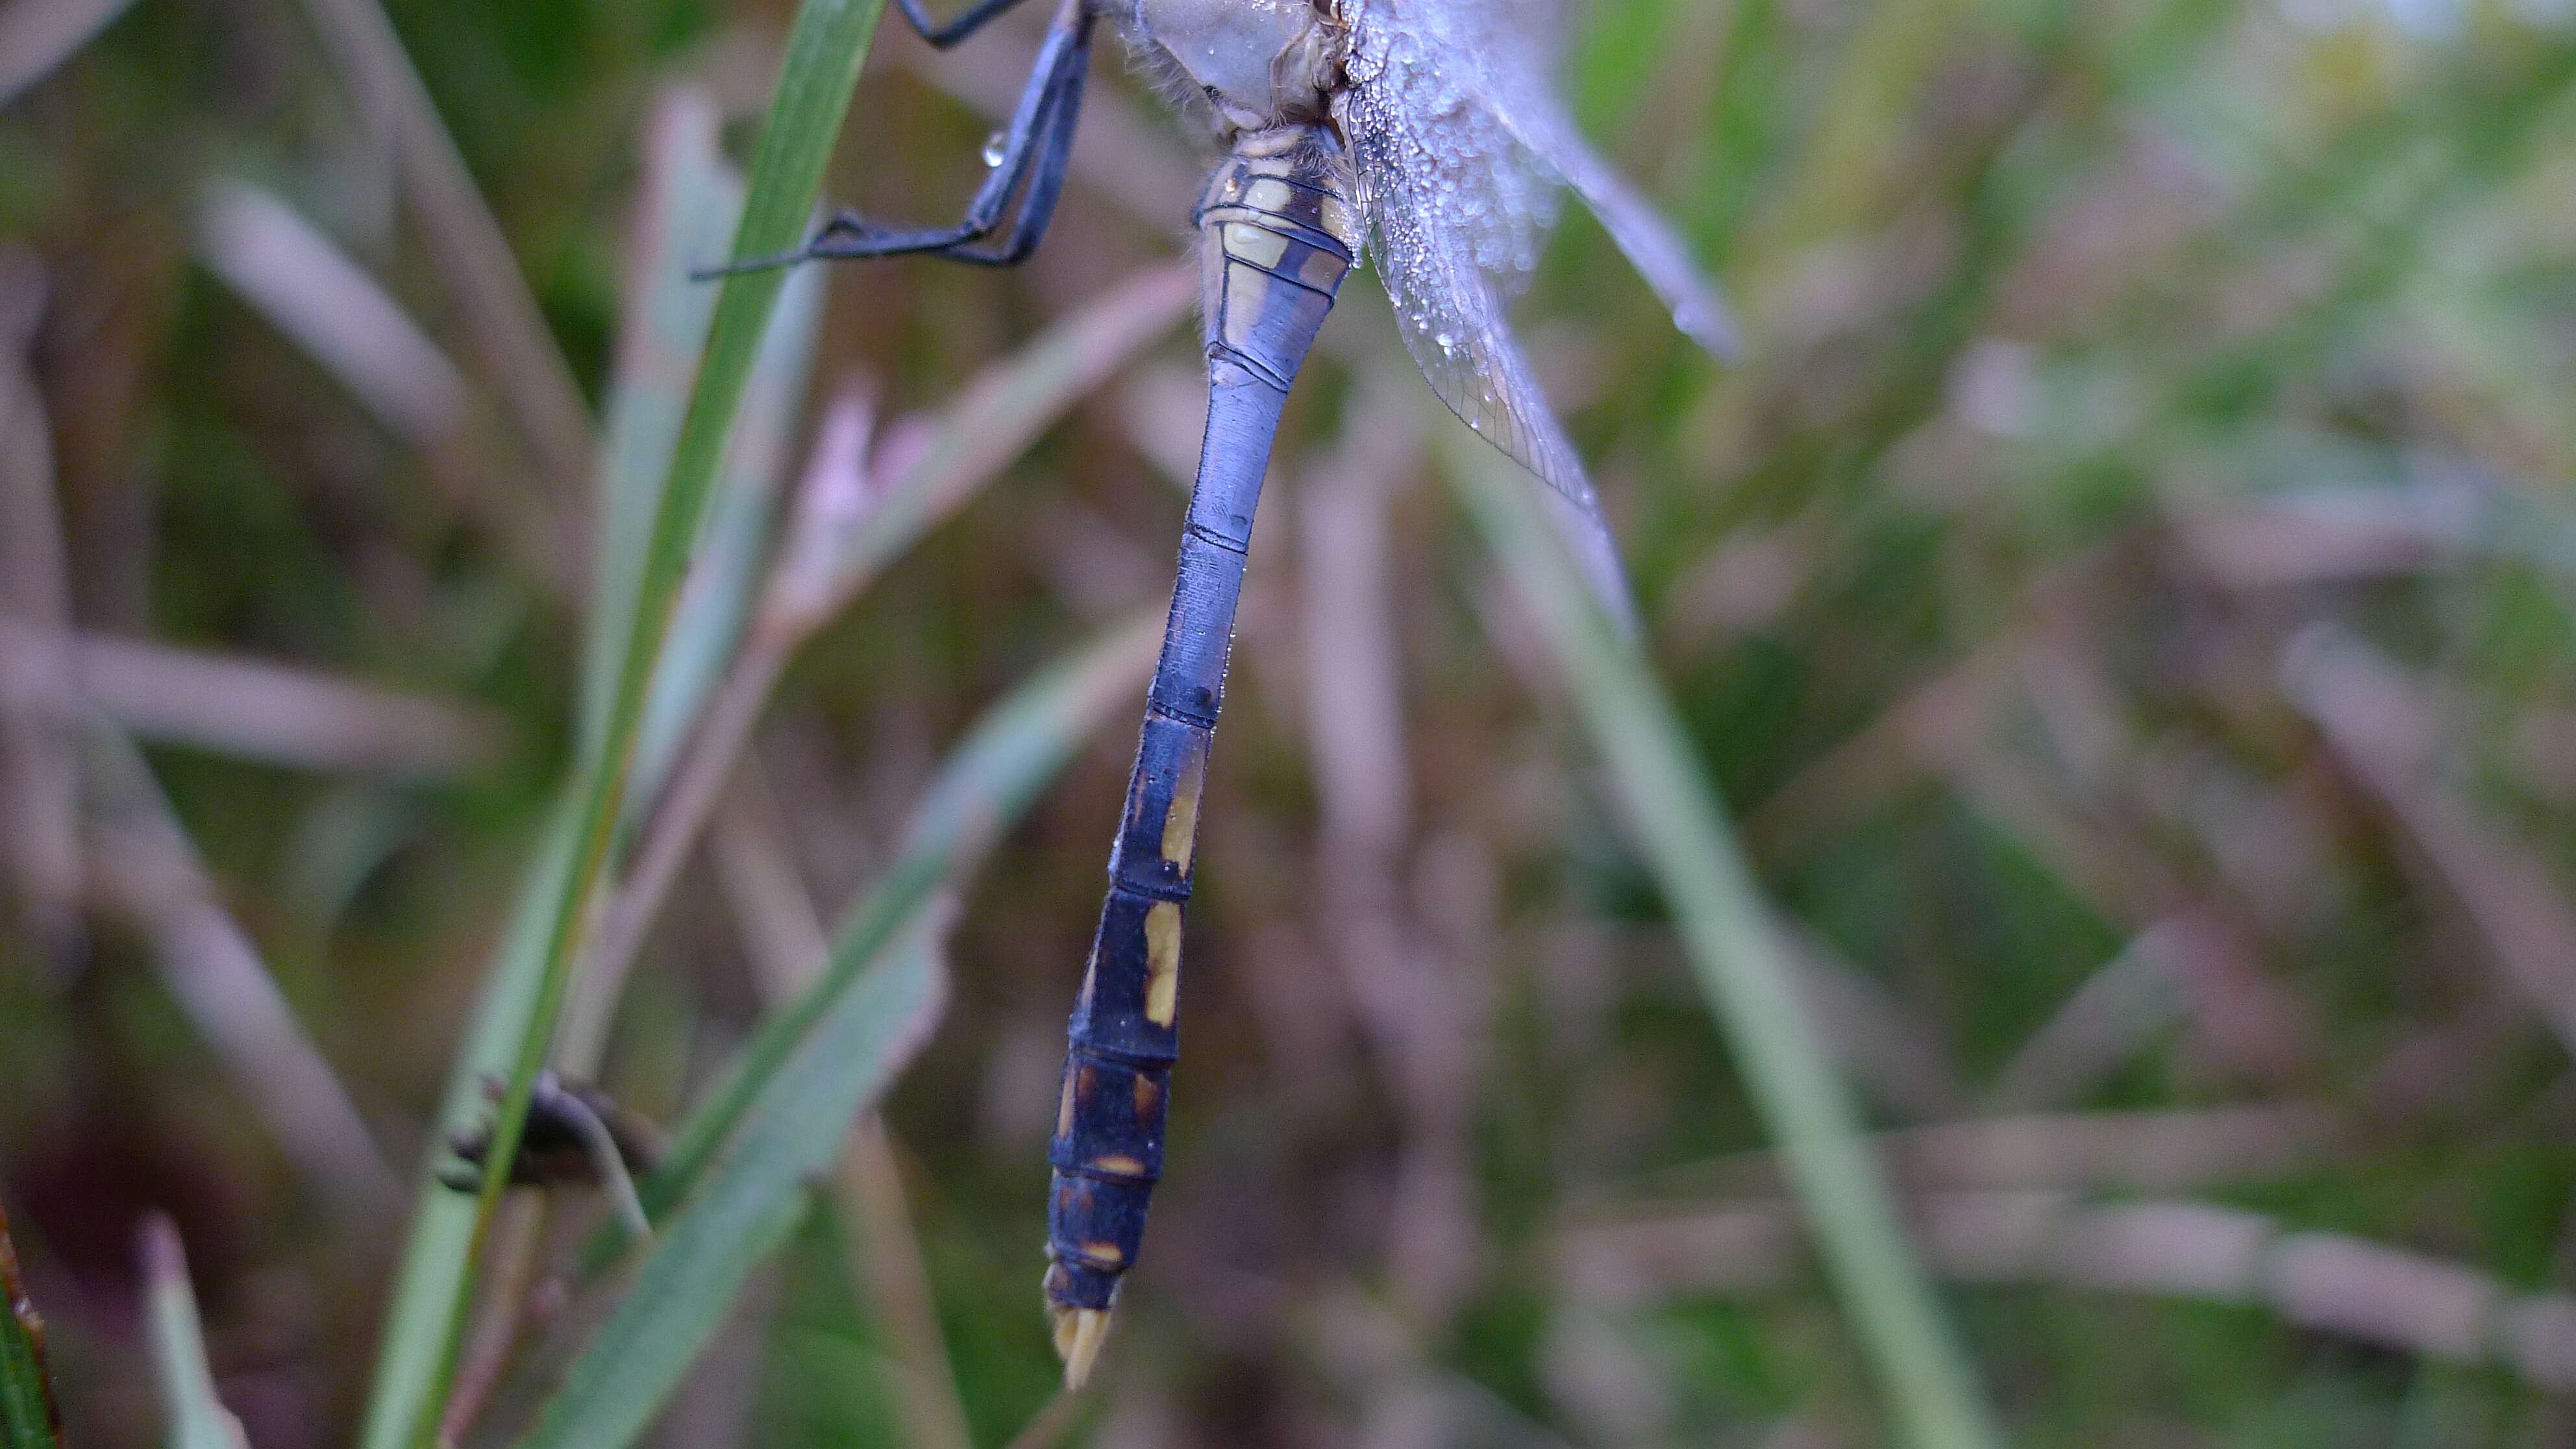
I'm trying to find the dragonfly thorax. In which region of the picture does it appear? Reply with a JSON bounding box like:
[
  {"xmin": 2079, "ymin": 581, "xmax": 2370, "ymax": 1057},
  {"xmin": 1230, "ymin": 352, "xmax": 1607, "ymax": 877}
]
[{"xmin": 1128, "ymin": 0, "xmax": 1343, "ymax": 133}]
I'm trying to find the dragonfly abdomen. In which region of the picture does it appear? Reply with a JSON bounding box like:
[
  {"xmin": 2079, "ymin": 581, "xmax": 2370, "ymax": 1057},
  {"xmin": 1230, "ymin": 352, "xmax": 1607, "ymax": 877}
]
[{"xmin": 1043, "ymin": 123, "xmax": 1360, "ymax": 1387}]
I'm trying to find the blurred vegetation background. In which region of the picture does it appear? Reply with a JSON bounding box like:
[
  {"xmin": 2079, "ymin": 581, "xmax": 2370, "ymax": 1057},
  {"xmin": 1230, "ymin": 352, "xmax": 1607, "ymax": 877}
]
[{"xmin": 8, "ymin": 0, "xmax": 2576, "ymax": 1444}]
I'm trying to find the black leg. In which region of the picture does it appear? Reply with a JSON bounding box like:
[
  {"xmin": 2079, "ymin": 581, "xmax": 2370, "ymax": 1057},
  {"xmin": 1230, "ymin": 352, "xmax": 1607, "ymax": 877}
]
[
  {"xmin": 895, "ymin": 0, "xmax": 1037, "ymax": 47},
  {"xmin": 696, "ymin": 4, "xmax": 1091, "ymax": 278},
  {"xmin": 813, "ymin": 35, "xmax": 1084, "ymax": 267}
]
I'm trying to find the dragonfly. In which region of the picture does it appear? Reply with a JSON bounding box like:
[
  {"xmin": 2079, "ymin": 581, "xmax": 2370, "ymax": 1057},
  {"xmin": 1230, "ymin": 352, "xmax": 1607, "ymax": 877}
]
[{"xmin": 720, "ymin": 0, "xmax": 1732, "ymax": 1387}]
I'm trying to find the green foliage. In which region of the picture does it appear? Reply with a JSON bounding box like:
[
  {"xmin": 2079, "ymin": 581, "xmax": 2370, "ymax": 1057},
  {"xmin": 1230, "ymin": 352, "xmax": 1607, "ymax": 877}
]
[
  {"xmin": 516, "ymin": 923, "xmax": 943, "ymax": 1449},
  {"xmin": 0, "ymin": 1202, "xmax": 58, "ymax": 1449},
  {"xmin": 12, "ymin": 0, "xmax": 2576, "ymax": 1445},
  {"xmin": 372, "ymin": 1, "xmax": 891, "ymax": 1439},
  {"xmin": 1447, "ymin": 435, "xmax": 2003, "ymax": 1448}
]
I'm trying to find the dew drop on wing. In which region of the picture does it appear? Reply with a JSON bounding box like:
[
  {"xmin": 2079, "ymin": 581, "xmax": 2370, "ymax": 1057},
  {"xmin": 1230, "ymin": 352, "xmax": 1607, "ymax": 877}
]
[{"xmin": 982, "ymin": 131, "xmax": 1008, "ymax": 167}]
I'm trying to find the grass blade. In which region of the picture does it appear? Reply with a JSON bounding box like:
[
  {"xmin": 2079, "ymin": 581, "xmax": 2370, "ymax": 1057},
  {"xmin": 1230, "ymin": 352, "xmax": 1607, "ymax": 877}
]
[
  {"xmin": 628, "ymin": 256, "xmax": 823, "ymax": 808},
  {"xmin": 373, "ymin": 1, "xmax": 894, "ymax": 1438},
  {"xmin": 0, "ymin": 0, "xmax": 139, "ymax": 107},
  {"xmin": 0, "ymin": 1198, "xmax": 59, "ymax": 1449},
  {"xmin": 558, "ymin": 271, "xmax": 824, "ymax": 1069},
  {"xmin": 142, "ymin": 1215, "xmax": 247, "ymax": 1449},
  {"xmin": 1441, "ymin": 438, "xmax": 2005, "ymax": 1449},
  {"xmin": 195, "ymin": 180, "xmax": 471, "ymax": 449},
  {"xmin": 291, "ymin": 0, "xmax": 598, "ymax": 488},
  {"xmin": 564, "ymin": 264, "xmax": 1187, "ymax": 1121},
  {"xmin": 514, "ymin": 918, "xmax": 949, "ymax": 1449},
  {"xmin": 81, "ymin": 727, "xmax": 403, "ymax": 1213},
  {"xmin": 581, "ymin": 91, "xmax": 745, "ymax": 762},
  {"xmin": 558, "ymin": 97, "xmax": 827, "ymax": 1075},
  {"xmin": 777, "ymin": 262, "xmax": 1196, "ymax": 626},
  {"xmin": 600, "ymin": 611, "xmax": 1158, "ymax": 1253},
  {"xmin": 358, "ymin": 797, "xmax": 582, "ymax": 1449}
]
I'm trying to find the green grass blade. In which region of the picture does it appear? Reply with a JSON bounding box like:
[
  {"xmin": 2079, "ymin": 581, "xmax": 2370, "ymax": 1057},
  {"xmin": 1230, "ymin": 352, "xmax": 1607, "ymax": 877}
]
[
  {"xmin": 596, "ymin": 611, "xmax": 1158, "ymax": 1256},
  {"xmin": 514, "ymin": 919, "xmax": 948, "ymax": 1449},
  {"xmin": 358, "ymin": 796, "xmax": 582, "ymax": 1449},
  {"xmin": 1441, "ymin": 440, "xmax": 2005, "ymax": 1449},
  {"xmin": 395, "ymin": 1, "xmax": 893, "ymax": 1439},
  {"xmin": 630, "ymin": 258, "xmax": 824, "ymax": 802},
  {"xmin": 142, "ymin": 1216, "xmax": 245, "ymax": 1449},
  {"xmin": 0, "ymin": 1198, "xmax": 60, "ymax": 1449},
  {"xmin": 582, "ymin": 93, "xmax": 744, "ymax": 760}
]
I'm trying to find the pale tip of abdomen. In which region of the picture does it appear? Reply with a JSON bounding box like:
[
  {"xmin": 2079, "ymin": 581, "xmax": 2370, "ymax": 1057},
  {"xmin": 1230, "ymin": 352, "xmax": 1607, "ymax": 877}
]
[{"xmin": 1050, "ymin": 1304, "xmax": 1113, "ymax": 1389}]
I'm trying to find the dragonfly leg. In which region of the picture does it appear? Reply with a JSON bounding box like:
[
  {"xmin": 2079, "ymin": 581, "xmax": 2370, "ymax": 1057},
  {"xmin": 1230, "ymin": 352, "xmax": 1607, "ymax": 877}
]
[
  {"xmin": 898, "ymin": 49, "xmax": 1082, "ymax": 266},
  {"xmin": 698, "ymin": 3, "xmax": 1091, "ymax": 277},
  {"xmin": 893, "ymin": 0, "xmax": 1037, "ymax": 47}
]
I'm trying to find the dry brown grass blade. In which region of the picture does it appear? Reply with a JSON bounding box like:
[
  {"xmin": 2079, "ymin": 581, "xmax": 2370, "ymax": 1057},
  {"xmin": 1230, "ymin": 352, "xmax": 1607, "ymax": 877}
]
[
  {"xmin": 0, "ymin": 271, "xmax": 82, "ymax": 958},
  {"xmin": 82, "ymin": 730, "xmax": 404, "ymax": 1215},
  {"xmin": 0, "ymin": 0, "xmax": 137, "ymax": 106},
  {"xmin": 2285, "ymin": 625, "xmax": 2576, "ymax": 1056},
  {"xmin": 140, "ymin": 1215, "xmax": 250, "ymax": 1449},
  {"xmin": 0, "ymin": 625, "xmax": 507, "ymax": 777},
  {"xmin": 0, "ymin": 310, "xmax": 403, "ymax": 1214},
  {"xmin": 1296, "ymin": 389, "xmax": 1491, "ymax": 1327},
  {"xmin": 193, "ymin": 181, "xmax": 577, "ymax": 597},
  {"xmin": 1744, "ymin": 629, "xmax": 2026, "ymax": 860},
  {"xmin": 197, "ymin": 181, "xmax": 469, "ymax": 447},
  {"xmin": 998, "ymin": 1390, "xmax": 1085, "ymax": 1449},
  {"xmin": 1983, "ymin": 924, "xmax": 2188, "ymax": 1111},
  {"xmin": 774, "ymin": 262, "xmax": 1198, "ymax": 628},
  {"xmin": 556, "ymin": 386, "xmax": 878, "ymax": 1072},
  {"xmin": 435, "ymin": 1194, "xmax": 547, "ymax": 1448},
  {"xmin": 1791, "ymin": 647, "xmax": 2318, "ymax": 1100},
  {"xmin": 288, "ymin": 0, "xmax": 597, "ymax": 492},
  {"xmin": 1583, "ymin": 1102, "xmax": 2348, "ymax": 1206},
  {"xmin": 1559, "ymin": 1189, "xmax": 2576, "ymax": 1393}
]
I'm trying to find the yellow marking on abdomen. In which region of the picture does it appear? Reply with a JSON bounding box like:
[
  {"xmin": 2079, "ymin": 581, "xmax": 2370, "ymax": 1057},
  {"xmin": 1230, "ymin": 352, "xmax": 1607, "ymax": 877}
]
[
  {"xmin": 1222, "ymin": 221, "xmax": 1288, "ymax": 268},
  {"xmin": 1160, "ymin": 753, "xmax": 1206, "ymax": 873},
  {"xmin": 1143, "ymin": 902, "xmax": 1183, "ymax": 1026}
]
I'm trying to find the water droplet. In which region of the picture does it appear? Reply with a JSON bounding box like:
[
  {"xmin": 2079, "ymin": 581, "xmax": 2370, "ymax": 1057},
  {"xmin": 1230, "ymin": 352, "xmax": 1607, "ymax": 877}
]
[
  {"xmin": 1468, "ymin": 417, "xmax": 1483, "ymax": 432},
  {"xmin": 982, "ymin": 132, "xmax": 1008, "ymax": 167},
  {"xmin": 1433, "ymin": 331, "xmax": 1455, "ymax": 354}
]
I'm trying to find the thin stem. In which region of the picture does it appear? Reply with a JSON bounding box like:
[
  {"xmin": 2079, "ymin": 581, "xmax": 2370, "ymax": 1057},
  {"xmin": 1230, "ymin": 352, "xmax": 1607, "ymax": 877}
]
[
  {"xmin": 434, "ymin": 1196, "xmax": 545, "ymax": 1449},
  {"xmin": 719, "ymin": 771, "xmax": 976, "ymax": 1449},
  {"xmin": 372, "ymin": 3, "xmax": 895, "ymax": 1439},
  {"xmin": 555, "ymin": 619, "xmax": 793, "ymax": 1074},
  {"xmin": 1446, "ymin": 440, "xmax": 2004, "ymax": 1449}
]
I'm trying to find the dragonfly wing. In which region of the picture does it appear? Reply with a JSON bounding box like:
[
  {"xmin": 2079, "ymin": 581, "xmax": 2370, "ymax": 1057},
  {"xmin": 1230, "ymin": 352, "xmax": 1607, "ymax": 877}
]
[
  {"xmin": 1516, "ymin": 111, "xmax": 1740, "ymax": 361},
  {"xmin": 1339, "ymin": 0, "xmax": 1637, "ymax": 630},
  {"xmin": 1344, "ymin": 0, "xmax": 1737, "ymax": 361},
  {"xmin": 1374, "ymin": 220, "xmax": 1640, "ymax": 634}
]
